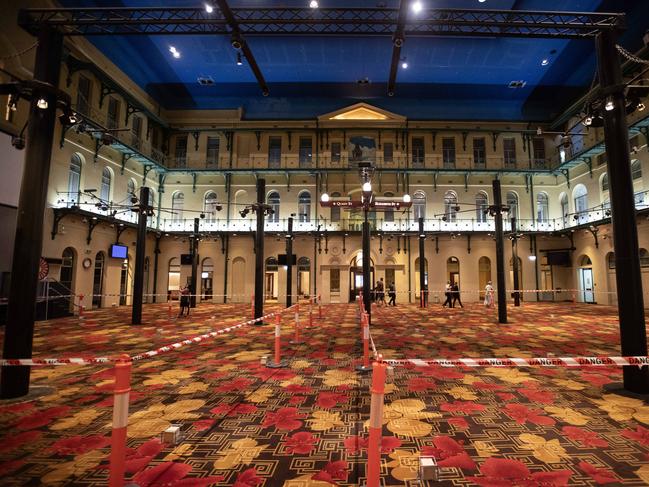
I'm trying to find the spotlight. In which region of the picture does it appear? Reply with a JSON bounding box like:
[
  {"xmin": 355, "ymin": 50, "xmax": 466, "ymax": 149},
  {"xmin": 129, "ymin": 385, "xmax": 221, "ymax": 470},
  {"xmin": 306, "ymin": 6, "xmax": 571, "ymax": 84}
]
[
  {"xmin": 528, "ymin": 255, "xmax": 537, "ymax": 261},
  {"xmin": 442, "ymin": 216, "xmax": 447, "ymax": 222},
  {"xmin": 403, "ymin": 194, "xmax": 411, "ymax": 203},
  {"xmin": 541, "ymin": 58, "xmax": 549, "ymax": 66},
  {"xmin": 36, "ymin": 97, "xmax": 48, "ymax": 110},
  {"xmin": 240, "ymin": 208, "xmax": 249, "ymax": 218},
  {"xmin": 231, "ymin": 34, "xmax": 243, "ymax": 50},
  {"xmin": 309, "ymin": 0, "xmax": 318, "ymax": 8},
  {"xmin": 200, "ymin": 213, "xmax": 206, "ymax": 219},
  {"xmin": 215, "ymin": 204, "xmax": 223, "ymax": 211},
  {"xmin": 205, "ymin": 3, "xmax": 214, "ymax": 13},
  {"xmin": 130, "ymin": 196, "xmax": 138, "ymax": 204},
  {"xmin": 169, "ymin": 46, "xmax": 181, "ymax": 58},
  {"xmin": 320, "ymin": 193, "xmax": 330, "ymax": 203},
  {"xmin": 536, "ymin": 127, "xmax": 542, "ymax": 135},
  {"xmin": 236, "ymin": 52, "xmax": 243, "ymax": 66},
  {"xmin": 454, "ymin": 205, "xmax": 460, "ymax": 212},
  {"xmin": 362, "ymin": 182, "xmax": 372, "ymax": 193},
  {"xmin": 401, "ymin": 59, "xmax": 408, "ymax": 69},
  {"xmin": 638, "ymin": 102, "xmax": 646, "ymax": 112},
  {"xmin": 7, "ymin": 94, "xmax": 17, "ymax": 111},
  {"xmin": 412, "ymin": 0, "xmax": 423, "ymax": 14},
  {"xmin": 604, "ymin": 97, "xmax": 614, "ymax": 111},
  {"xmin": 584, "ymin": 116, "xmax": 593, "ymax": 126}
]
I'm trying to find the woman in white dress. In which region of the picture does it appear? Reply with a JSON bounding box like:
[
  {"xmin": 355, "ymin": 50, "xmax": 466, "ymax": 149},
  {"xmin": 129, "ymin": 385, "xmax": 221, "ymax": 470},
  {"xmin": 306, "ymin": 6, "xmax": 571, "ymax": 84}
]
[{"xmin": 484, "ymin": 281, "xmax": 494, "ymax": 308}]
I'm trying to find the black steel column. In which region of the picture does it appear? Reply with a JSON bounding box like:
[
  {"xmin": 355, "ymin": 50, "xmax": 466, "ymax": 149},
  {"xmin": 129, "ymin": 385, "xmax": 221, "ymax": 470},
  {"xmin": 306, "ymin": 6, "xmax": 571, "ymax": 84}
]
[
  {"xmin": 511, "ymin": 217, "xmax": 521, "ymax": 307},
  {"xmin": 190, "ymin": 218, "xmax": 199, "ymax": 308},
  {"xmin": 597, "ymin": 30, "xmax": 649, "ymax": 393},
  {"xmin": 286, "ymin": 217, "xmax": 293, "ymax": 307},
  {"xmin": 254, "ymin": 179, "xmax": 265, "ymax": 323},
  {"xmin": 152, "ymin": 234, "xmax": 161, "ymax": 304},
  {"xmin": 131, "ymin": 186, "xmax": 150, "ymax": 324},
  {"xmin": 418, "ymin": 217, "xmax": 426, "ymax": 307},
  {"xmin": 492, "ymin": 180, "xmax": 507, "ymax": 324},
  {"xmin": 1, "ymin": 28, "xmax": 63, "ymax": 398},
  {"xmin": 362, "ymin": 210, "xmax": 371, "ymax": 325}
]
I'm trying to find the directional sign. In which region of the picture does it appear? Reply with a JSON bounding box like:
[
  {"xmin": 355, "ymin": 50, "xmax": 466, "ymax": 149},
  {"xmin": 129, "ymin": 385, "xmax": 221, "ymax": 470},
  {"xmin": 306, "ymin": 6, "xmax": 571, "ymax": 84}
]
[{"xmin": 320, "ymin": 198, "xmax": 412, "ymax": 211}]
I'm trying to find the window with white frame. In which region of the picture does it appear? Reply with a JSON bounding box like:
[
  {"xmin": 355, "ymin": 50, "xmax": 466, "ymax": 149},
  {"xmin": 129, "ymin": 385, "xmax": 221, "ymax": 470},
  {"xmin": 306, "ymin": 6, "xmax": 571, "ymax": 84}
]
[
  {"xmin": 475, "ymin": 192, "xmax": 488, "ymax": 223},
  {"xmin": 413, "ymin": 190, "xmax": 426, "ymax": 220},
  {"xmin": 267, "ymin": 191, "xmax": 280, "ymax": 222},
  {"xmin": 444, "ymin": 191, "xmax": 458, "ymax": 222},
  {"xmin": 204, "ymin": 191, "xmax": 219, "ymax": 221},
  {"xmin": 298, "ymin": 191, "xmax": 311, "ymax": 222},
  {"xmin": 100, "ymin": 167, "xmax": 112, "ymax": 205},
  {"xmin": 172, "ymin": 192, "xmax": 184, "ymax": 221},
  {"xmin": 506, "ymin": 191, "xmax": 518, "ymax": 220},
  {"xmin": 68, "ymin": 154, "xmax": 82, "ymax": 206},
  {"xmin": 536, "ymin": 192, "xmax": 549, "ymax": 222}
]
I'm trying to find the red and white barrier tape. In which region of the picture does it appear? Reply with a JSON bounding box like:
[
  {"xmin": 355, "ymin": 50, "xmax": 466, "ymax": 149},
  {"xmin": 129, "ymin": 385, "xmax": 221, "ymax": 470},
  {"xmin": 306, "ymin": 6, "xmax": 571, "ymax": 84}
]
[
  {"xmin": 0, "ymin": 357, "xmax": 114, "ymax": 366},
  {"xmin": 385, "ymin": 356, "xmax": 649, "ymax": 367}
]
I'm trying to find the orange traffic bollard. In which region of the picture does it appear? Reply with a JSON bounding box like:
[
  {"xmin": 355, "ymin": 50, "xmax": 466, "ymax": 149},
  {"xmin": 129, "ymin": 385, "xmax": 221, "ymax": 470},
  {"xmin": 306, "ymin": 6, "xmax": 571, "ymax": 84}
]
[
  {"xmin": 291, "ymin": 303, "xmax": 302, "ymax": 344},
  {"xmin": 267, "ymin": 314, "xmax": 287, "ymax": 368},
  {"xmin": 357, "ymin": 312, "xmax": 371, "ymax": 372},
  {"xmin": 367, "ymin": 361, "xmax": 387, "ymax": 487},
  {"xmin": 108, "ymin": 354, "xmax": 132, "ymax": 487}
]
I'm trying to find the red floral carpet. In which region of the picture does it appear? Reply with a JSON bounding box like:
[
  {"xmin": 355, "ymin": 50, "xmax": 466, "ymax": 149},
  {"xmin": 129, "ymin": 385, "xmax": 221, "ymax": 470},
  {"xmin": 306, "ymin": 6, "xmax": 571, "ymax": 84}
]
[{"xmin": 0, "ymin": 301, "xmax": 648, "ymax": 486}]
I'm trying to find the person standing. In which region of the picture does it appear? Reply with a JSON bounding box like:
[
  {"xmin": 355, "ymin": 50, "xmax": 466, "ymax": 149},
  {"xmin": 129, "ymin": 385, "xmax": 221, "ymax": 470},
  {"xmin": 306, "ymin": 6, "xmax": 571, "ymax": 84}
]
[
  {"xmin": 452, "ymin": 282, "xmax": 464, "ymax": 308},
  {"xmin": 484, "ymin": 281, "xmax": 494, "ymax": 308},
  {"xmin": 179, "ymin": 285, "xmax": 190, "ymax": 317},
  {"xmin": 443, "ymin": 281, "xmax": 453, "ymax": 308},
  {"xmin": 376, "ymin": 278, "xmax": 386, "ymax": 306},
  {"xmin": 388, "ymin": 282, "xmax": 396, "ymax": 306}
]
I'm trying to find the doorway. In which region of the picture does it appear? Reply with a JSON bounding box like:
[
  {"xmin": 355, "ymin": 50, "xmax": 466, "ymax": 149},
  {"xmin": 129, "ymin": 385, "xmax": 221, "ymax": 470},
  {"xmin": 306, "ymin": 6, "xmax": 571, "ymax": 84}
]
[
  {"xmin": 92, "ymin": 252, "xmax": 105, "ymax": 308},
  {"xmin": 265, "ymin": 257, "xmax": 278, "ymax": 300},
  {"xmin": 348, "ymin": 252, "xmax": 374, "ymax": 302},
  {"xmin": 579, "ymin": 255, "xmax": 594, "ymax": 303},
  {"xmin": 297, "ymin": 257, "xmax": 311, "ymax": 298},
  {"xmin": 202, "ymin": 257, "xmax": 214, "ymax": 300},
  {"xmin": 478, "ymin": 256, "xmax": 491, "ymax": 300},
  {"xmin": 119, "ymin": 256, "xmax": 130, "ymax": 306},
  {"xmin": 168, "ymin": 257, "xmax": 180, "ymax": 300},
  {"xmin": 447, "ymin": 257, "xmax": 460, "ymax": 286}
]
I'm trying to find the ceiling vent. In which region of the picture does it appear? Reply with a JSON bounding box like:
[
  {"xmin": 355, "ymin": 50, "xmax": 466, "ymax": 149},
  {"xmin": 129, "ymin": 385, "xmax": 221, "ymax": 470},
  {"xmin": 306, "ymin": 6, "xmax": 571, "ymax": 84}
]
[
  {"xmin": 197, "ymin": 76, "xmax": 215, "ymax": 86},
  {"xmin": 508, "ymin": 80, "xmax": 527, "ymax": 89}
]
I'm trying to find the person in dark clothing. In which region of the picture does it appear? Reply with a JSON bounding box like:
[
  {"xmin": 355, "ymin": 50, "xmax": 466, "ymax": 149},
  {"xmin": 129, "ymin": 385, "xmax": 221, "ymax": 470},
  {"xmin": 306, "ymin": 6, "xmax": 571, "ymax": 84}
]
[
  {"xmin": 443, "ymin": 281, "xmax": 453, "ymax": 308},
  {"xmin": 452, "ymin": 282, "xmax": 464, "ymax": 308},
  {"xmin": 388, "ymin": 282, "xmax": 396, "ymax": 306},
  {"xmin": 179, "ymin": 285, "xmax": 190, "ymax": 317}
]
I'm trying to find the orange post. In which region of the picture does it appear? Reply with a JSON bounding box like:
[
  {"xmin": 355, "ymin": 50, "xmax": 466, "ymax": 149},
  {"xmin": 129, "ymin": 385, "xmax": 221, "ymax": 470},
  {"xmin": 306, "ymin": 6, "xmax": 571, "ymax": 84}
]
[
  {"xmin": 267, "ymin": 314, "xmax": 287, "ymax": 368},
  {"xmin": 308, "ymin": 301, "xmax": 313, "ymax": 329},
  {"xmin": 362, "ymin": 313, "xmax": 370, "ymax": 368},
  {"xmin": 367, "ymin": 361, "xmax": 387, "ymax": 487},
  {"xmin": 291, "ymin": 303, "xmax": 302, "ymax": 344},
  {"xmin": 109, "ymin": 354, "xmax": 132, "ymax": 487}
]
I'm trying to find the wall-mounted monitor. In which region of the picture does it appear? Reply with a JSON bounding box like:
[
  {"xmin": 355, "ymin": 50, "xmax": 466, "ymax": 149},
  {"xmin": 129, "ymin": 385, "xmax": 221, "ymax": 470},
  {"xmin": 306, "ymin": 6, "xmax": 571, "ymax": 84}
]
[
  {"xmin": 109, "ymin": 244, "xmax": 128, "ymax": 259},
  {"xmin": 546, "ymin": 251, "xmax": 571, "ymax": 267}
]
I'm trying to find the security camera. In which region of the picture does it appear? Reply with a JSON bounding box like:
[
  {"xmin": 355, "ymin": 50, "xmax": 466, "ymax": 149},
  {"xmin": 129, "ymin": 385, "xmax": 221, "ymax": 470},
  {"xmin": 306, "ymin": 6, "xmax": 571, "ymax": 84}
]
[{"xmin": 11, "ymin": 136, "xmax": 25, "ymax": 150}]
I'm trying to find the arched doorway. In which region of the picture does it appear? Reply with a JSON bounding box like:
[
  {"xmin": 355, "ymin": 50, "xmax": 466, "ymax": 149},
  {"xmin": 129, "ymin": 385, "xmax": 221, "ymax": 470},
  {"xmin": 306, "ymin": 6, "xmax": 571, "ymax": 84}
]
[
  {"xmin": 509, "ymin": 257, "xmax": 523, "ymax": 296},
  {"xmin": 479, "ymin": 256, "xmax": 491, "ymax": 300},
  {"xmin": 168, "ymin": 257, "xmax": 180, "ymax": 300},
  {"xmin": 201, "ymin": 257, "xmax": 214, "ymax": 300},
  {"xmin": 606, "ymin": 252, "xmax": 617, "ymax": 305},
  {"xmin": 60, "ymin": 247, "xmax": 76, "ymax": 293},
  {"xmin": 447, "ymin": 257, "xmax": 460, "ymax": 286},
  {"xmin": 92, "ymin": 252, "xmax": 105, "ymax": 308},
  {"xmin": 578, "ymin": 254, "xmax": 594, "ymax": 303},
  {"xmin": 232, "ymin": 257, "xmax": 246, "ymax": 302},
  {"xmin": 349, "ymin": 252, "xmax": 374, "ymax": 302},
  {"xmin": 414, "ymin": 257, "xmax": 428, "ymax": 300},
  {"xmin": 297, "ymin": 257, "xmax": 311, "ymax": 298},
  {"xmin": 265, "ymin": 257, "xmax": 278, "ymax": 301}
]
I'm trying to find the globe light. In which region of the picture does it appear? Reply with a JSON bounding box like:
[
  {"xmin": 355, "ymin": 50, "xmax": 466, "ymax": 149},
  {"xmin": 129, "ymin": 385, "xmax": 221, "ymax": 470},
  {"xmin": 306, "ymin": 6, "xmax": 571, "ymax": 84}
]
[
  {"xmin": 403, "ymin": 194, "xmax": 411, "ymax": 203},
  {"xmin": 320, "ymin": 193, "xmax": 330, "ymax": 202},
  {"xmin": 362, "ymin": 182, "xmax": 372, "ymax": 193}
]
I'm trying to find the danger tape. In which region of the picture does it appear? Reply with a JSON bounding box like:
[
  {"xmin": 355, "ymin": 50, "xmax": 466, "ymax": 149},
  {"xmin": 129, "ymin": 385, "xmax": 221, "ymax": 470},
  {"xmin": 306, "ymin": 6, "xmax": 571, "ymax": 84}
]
[
  {"xmin": 385, "ymin": 356, "xmax": 649, "ymax": 367},
  {"xmin": 0, "ymin": 357, "xmax": 114, "ymax": 366}
]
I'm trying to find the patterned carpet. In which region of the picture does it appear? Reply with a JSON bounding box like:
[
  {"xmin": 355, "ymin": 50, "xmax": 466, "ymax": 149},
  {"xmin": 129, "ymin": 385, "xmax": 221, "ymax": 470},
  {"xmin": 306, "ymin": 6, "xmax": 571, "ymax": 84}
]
[{"xmin": 0, "ymin": 301, "xmax": 649, "ymax": 486}]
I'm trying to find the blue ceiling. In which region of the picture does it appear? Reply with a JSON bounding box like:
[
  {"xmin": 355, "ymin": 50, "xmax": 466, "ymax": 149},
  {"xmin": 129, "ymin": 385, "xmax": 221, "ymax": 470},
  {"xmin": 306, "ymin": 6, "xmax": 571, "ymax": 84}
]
[{"xmin": 57, "ymin": 0, "xmax": 649, "ymax": 121}]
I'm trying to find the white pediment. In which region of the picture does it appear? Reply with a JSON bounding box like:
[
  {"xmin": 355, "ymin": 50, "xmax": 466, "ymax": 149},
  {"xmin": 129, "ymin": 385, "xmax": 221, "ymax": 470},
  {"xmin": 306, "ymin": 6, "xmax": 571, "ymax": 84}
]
[{"xmin": 318, "ymin": 103, "xmax": 406, "ymax": 123}]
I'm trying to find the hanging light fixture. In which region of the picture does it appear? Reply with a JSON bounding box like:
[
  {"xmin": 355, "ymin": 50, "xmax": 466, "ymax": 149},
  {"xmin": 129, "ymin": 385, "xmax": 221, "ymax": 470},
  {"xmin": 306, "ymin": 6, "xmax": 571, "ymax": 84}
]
[
  {"xmin": 604, "ymin": 96, "xmax": 615, "ymax": 111},
  {"xmin": 236, "ymin": 52, "xmax": 243, "ymax": 66},
  {"xmin": 36, "ymin": 97, "xmax": 48, "ymax": 110}
]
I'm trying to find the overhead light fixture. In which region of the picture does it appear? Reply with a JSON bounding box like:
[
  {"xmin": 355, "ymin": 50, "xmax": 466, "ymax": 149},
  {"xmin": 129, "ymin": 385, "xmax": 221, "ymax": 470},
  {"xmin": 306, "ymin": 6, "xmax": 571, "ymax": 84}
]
[
  {"xmin": 320, "ymin": 193, "xmax": 330, "ymax": 203},
  {"xmin": 403, "ymin": 194, "xmax": 411, "ymax": 203},
  {"xmin": 36, "ymin": 97, "xmax": 48, "ymax": 110},
  {"xmin": 638, "ymin": 102, "xmax": 646, "ymax": 112},
  {"xmin": 362, "ymin": 182, "xmax": 372, "ymax": 193},
  {"xmin": 541, "ymin": 58, "xmax": 549, "ymax": 66},
  {"xmin": 401, "ymin": 59, "xmax": 408, "ymax": 69},
  {"xmin": 584, "ymin": 115, "xmax": 593, "ymax": 126},
  {"xmin": 236, "ymin": 52, "xmax": 243, "ymax": 66},
  {"xmin": 169, "ymin": 46, "xmax": 181, "ymax": 58},
  {"xmin": 205, "ymin": 3, "xmax": 214, "ymax": 13},
  {"xmin": 528, "ymin": 255, "xmax": 537, "ymax": 261},
  {"xmin": 536, "ymin": 127, "xmax": 542, "ymax": 135},
  {"xmin": 310, "ymin": 0, "xmax": 318, "ymax": 8},
  {"xmin": 412, "ymin": 0, "xmax": 423, "ymax": 13},
  {"xmin": 604, "ymin": 96, "xmax": 615, "ymax": 111},
  {"xmin": 479, "ymin": 0, "xmax": 486, "ymax": 2}
]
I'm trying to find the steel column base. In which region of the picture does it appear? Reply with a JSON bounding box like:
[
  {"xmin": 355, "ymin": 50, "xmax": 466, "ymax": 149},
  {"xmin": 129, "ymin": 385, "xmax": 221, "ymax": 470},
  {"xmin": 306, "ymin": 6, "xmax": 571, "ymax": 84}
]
[
  {"xmin": 356, "ymin": 365, "xmax": 372, "ymax": 373},
  {"xmin": 266, "ymin": 360, "xmax": 288, "ymax": 368}
]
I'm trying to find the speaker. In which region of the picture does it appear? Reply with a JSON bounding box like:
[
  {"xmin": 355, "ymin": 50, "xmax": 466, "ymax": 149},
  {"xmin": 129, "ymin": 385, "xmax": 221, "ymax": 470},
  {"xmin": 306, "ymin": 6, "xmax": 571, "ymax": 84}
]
[{"xmin": 278, "ymin": 254, "xmax": 296, "ymax": 266}]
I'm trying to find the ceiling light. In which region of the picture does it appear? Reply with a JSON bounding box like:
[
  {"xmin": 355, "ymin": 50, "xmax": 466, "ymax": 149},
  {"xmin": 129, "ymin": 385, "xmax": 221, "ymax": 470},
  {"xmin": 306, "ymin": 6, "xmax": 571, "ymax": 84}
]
[
  {"xmin": 320, "ymin": 193, "xmax": 330, "ymax": 202},
  {"xmin": 541, "ymin": 58, "xmax": 549, "ymax": 66},
  {"xmin": 401, "ymin": 60, "xmax": 408, "ymax": 69},
  {"xmin": 403, "ymin": 194, "xmax": 411, "ymax": 203},
  {"xmin": 528, "ymin": 255, "xmax": 537, "ymax": 261},
  {"xmin": 169, "ymin": 46, "xmax": 181, "ymax": 58},
  {"xmin": 412, "ymin": 1, "xmax": 423, "ymax": 14},
  {"xmin": 604, "ymin": 97, "xmax": 615, "ymax": 111},
  {"xmin": 205, "ymin": 3, "xmax": 214, "ymax": 13},
  {"xmin": 536, "ymin": 127, "xmax": 542, "ymax": 135},
  {"xmin": 584, "ymin": 116, "xmax": 593, "ymax": 126},
  {"xmin": 36, "ymin": 97, "xmax": 48, "ymax": 110},
  {"xmin": 479, "ymin": 0, "xmax": 486, "ymax": 2},
  {"xmin": 309, "ymin": 0, "xmax": 318, "ymax": 8},
  {"xmin": 362, "ymin": 182, "xmax": 372, "ymax": 193},
  {"xmin": 638, "ymin": 102, "xmax": 646, "ymax": 112},
  {"xmin": 236, "ymin": 52, "xmax": 243, "ymax": 66}
]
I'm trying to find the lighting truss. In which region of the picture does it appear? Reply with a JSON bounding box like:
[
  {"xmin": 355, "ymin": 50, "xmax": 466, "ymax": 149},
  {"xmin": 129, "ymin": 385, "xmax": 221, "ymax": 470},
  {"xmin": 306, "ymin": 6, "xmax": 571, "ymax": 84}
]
[{"xmin": 18, "ymin": 7, "xmax": 624, "ymax": 39}]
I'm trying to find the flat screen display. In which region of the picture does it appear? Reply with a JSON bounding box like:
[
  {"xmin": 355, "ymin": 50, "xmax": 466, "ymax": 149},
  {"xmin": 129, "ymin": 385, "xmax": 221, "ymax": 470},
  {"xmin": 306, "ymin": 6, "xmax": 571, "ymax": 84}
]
[
  {"xmin": 110, "ymin": 244, "xmax": 128, "ymax": 259},
  {"xmin": 546, "ymin": 251, "xmax": 571, "ymax": 266}
]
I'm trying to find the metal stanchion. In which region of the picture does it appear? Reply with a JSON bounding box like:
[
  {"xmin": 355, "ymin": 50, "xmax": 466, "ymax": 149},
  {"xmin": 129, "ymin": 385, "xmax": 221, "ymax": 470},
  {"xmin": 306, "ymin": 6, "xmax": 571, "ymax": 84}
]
[
  {"xmin": 366, "ymin": 360, "xmax": 387, "ymax": 487},
  {"xmin": 290, "ymin": 303, "xmax": 302, "ymax": 344},
  {"xmin": 356, "ymin": 312, "xmax": 371, "ymax": 373},
  {"xmin": 267, "ymin": 314, "xmax": 287, "ymax": 368}
]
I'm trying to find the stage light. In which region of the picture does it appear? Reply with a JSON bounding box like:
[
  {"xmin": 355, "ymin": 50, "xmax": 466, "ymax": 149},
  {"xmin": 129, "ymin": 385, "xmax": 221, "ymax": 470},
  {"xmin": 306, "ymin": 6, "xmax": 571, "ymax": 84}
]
[
  {"xmin": 36, "ymin": 97, "xmax": 48, "ymax": 109},
  {"xmin": 309, "ymin": 0, "xmax": 318, "ymax": 8},
  {"xmin": 412, "ymin": 1, "xmax": 423, "ymax": 14},
  {"xmin": 541, "ymin": 58, "xmax": 549, "ymax": 66},
  {"xmin": 604, "ymin": 97, "xmax": 614, "ymax": 111},
  {"xmin": 236, "ymin": 52, "xmax": 243, "ymax": 66},
  {"xmin": 320, "ymin": 193, "xmax": 330, "ymax": 203},
  {"xmin": 403, "ymin": 194, "xmax": 411, "ymax": 203},
  {"xmin": 205, "ymin": 3, "xmax": 214, "ymax": 13},
  {"xmin": 362, "ymin": 182, "xmax": 372, "ymax": 193},
  {"xmin": 215, "ymin": 204, "xmax": 223, "ymax": 211},
  {"xmin": 169, "ymin": 46, "xmax": 181, "ymax": 58},
  {"xmin": 7, "ymin": 94, "xmax": 17, "ymax": 111},
  {"xmin": 638, "ymin": 102, "xmax": 646, "ymax": 112},
  {"xmin": 584, "ymin": 116, "xmax": 593, "ymax": 126}
]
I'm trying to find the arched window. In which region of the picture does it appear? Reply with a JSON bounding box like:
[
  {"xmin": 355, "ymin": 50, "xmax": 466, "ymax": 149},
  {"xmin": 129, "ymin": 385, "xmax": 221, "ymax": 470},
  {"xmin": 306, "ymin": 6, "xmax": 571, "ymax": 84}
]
[
  {"xmin": 384, "ymin": 192, "xmax": 395, "ymax": 222},
  {"xmin": 204, "ymin": 191, "xmax": 219, "ymax": 222},
  {"xmin": 413, "ymin": 190, "xmax": 426, "ymax": 220},
  {"xmin": 60, "ymin": 247, "xmax": 76, "ymax": 291},
  {"xmin": 267, "ymin": 191, "xmax": 280, "ymax": 222},
  {"xmin": 100, "ymin": 167, "xmax": 112, "ymax": 204},
  {"xmin": 560, "ymin": 192, "xmax": 569, "ymax": 219},
  {"xmin": 580, "ymin": 255, "xmax": 592, "ymax": 266},
  {"xmin": 68, "ymin": 154, "xmax": 82, "ymax": 206},
  {"xmin": 172, "ymin": 192, "xmax": 184, "ymax": 221},
  {"xmin": 631, "ymin": 160, "xmax": 642, "ymax": 180},
  {"xmin": 506, "ymin": 191, "xmax": 519, "ymax": 221},
  {"xmin": 536, "ymin": 192, "xmax": 549, "ymax": 222},
  {"xmin": 601, "ymin": 173, "xmax": 609, "ymax": 192},
  {"xmin": 475, "ymin": 192, "xmax": 488, "ymax": 223},
  {"xmin": 148, "ymin": 188, "xmax": 156, "ymax": 209},
  {"xmin": 298, "ymin": 191, "xmax": 311, "ymax": 222},
  {"xmin": 127, "ymin": 179, "xmax": 136, "ymax": 199},
  {"xmin": 573, "ymin": 184, "xmax": 588, "ymax": 214},
  {"xmin": 330, "ymin": 192, "xmax": 341, "ymax": 222},
  {"xmin": 444, "ymin": 191, "xmax": 458, "ymax": 222}
]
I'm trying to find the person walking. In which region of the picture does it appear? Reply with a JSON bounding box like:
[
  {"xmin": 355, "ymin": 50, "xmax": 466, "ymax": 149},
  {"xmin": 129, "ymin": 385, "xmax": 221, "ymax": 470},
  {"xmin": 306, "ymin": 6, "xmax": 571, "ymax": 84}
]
[
  {"xmin": 484, "ymin": 281, "xmax": 494, "ymax": 308},
  {"xmin": 452, "ymin": 282, "xmax": 464, "ymax": 308},
  {"xmin": 376, "ymin": 278, "xmax": 386, "ymax": 306},
  {"xmin": 388, "ymin": 282, "xmax": 396, "ymax": 306},
  {"xmin": 179, "ymin": 285, "xmax": 190, "ymax": 317},
  {"xmin": 443, "ymin": 281, "xmax": 453, "ymax": 308}
]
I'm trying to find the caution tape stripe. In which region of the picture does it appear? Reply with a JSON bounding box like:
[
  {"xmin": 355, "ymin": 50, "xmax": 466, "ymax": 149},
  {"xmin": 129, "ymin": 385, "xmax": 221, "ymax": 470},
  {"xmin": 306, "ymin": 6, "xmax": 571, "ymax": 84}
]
[{"xmin": 385, "ymin": 356, "xmax": 649, "ymax": 367}]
